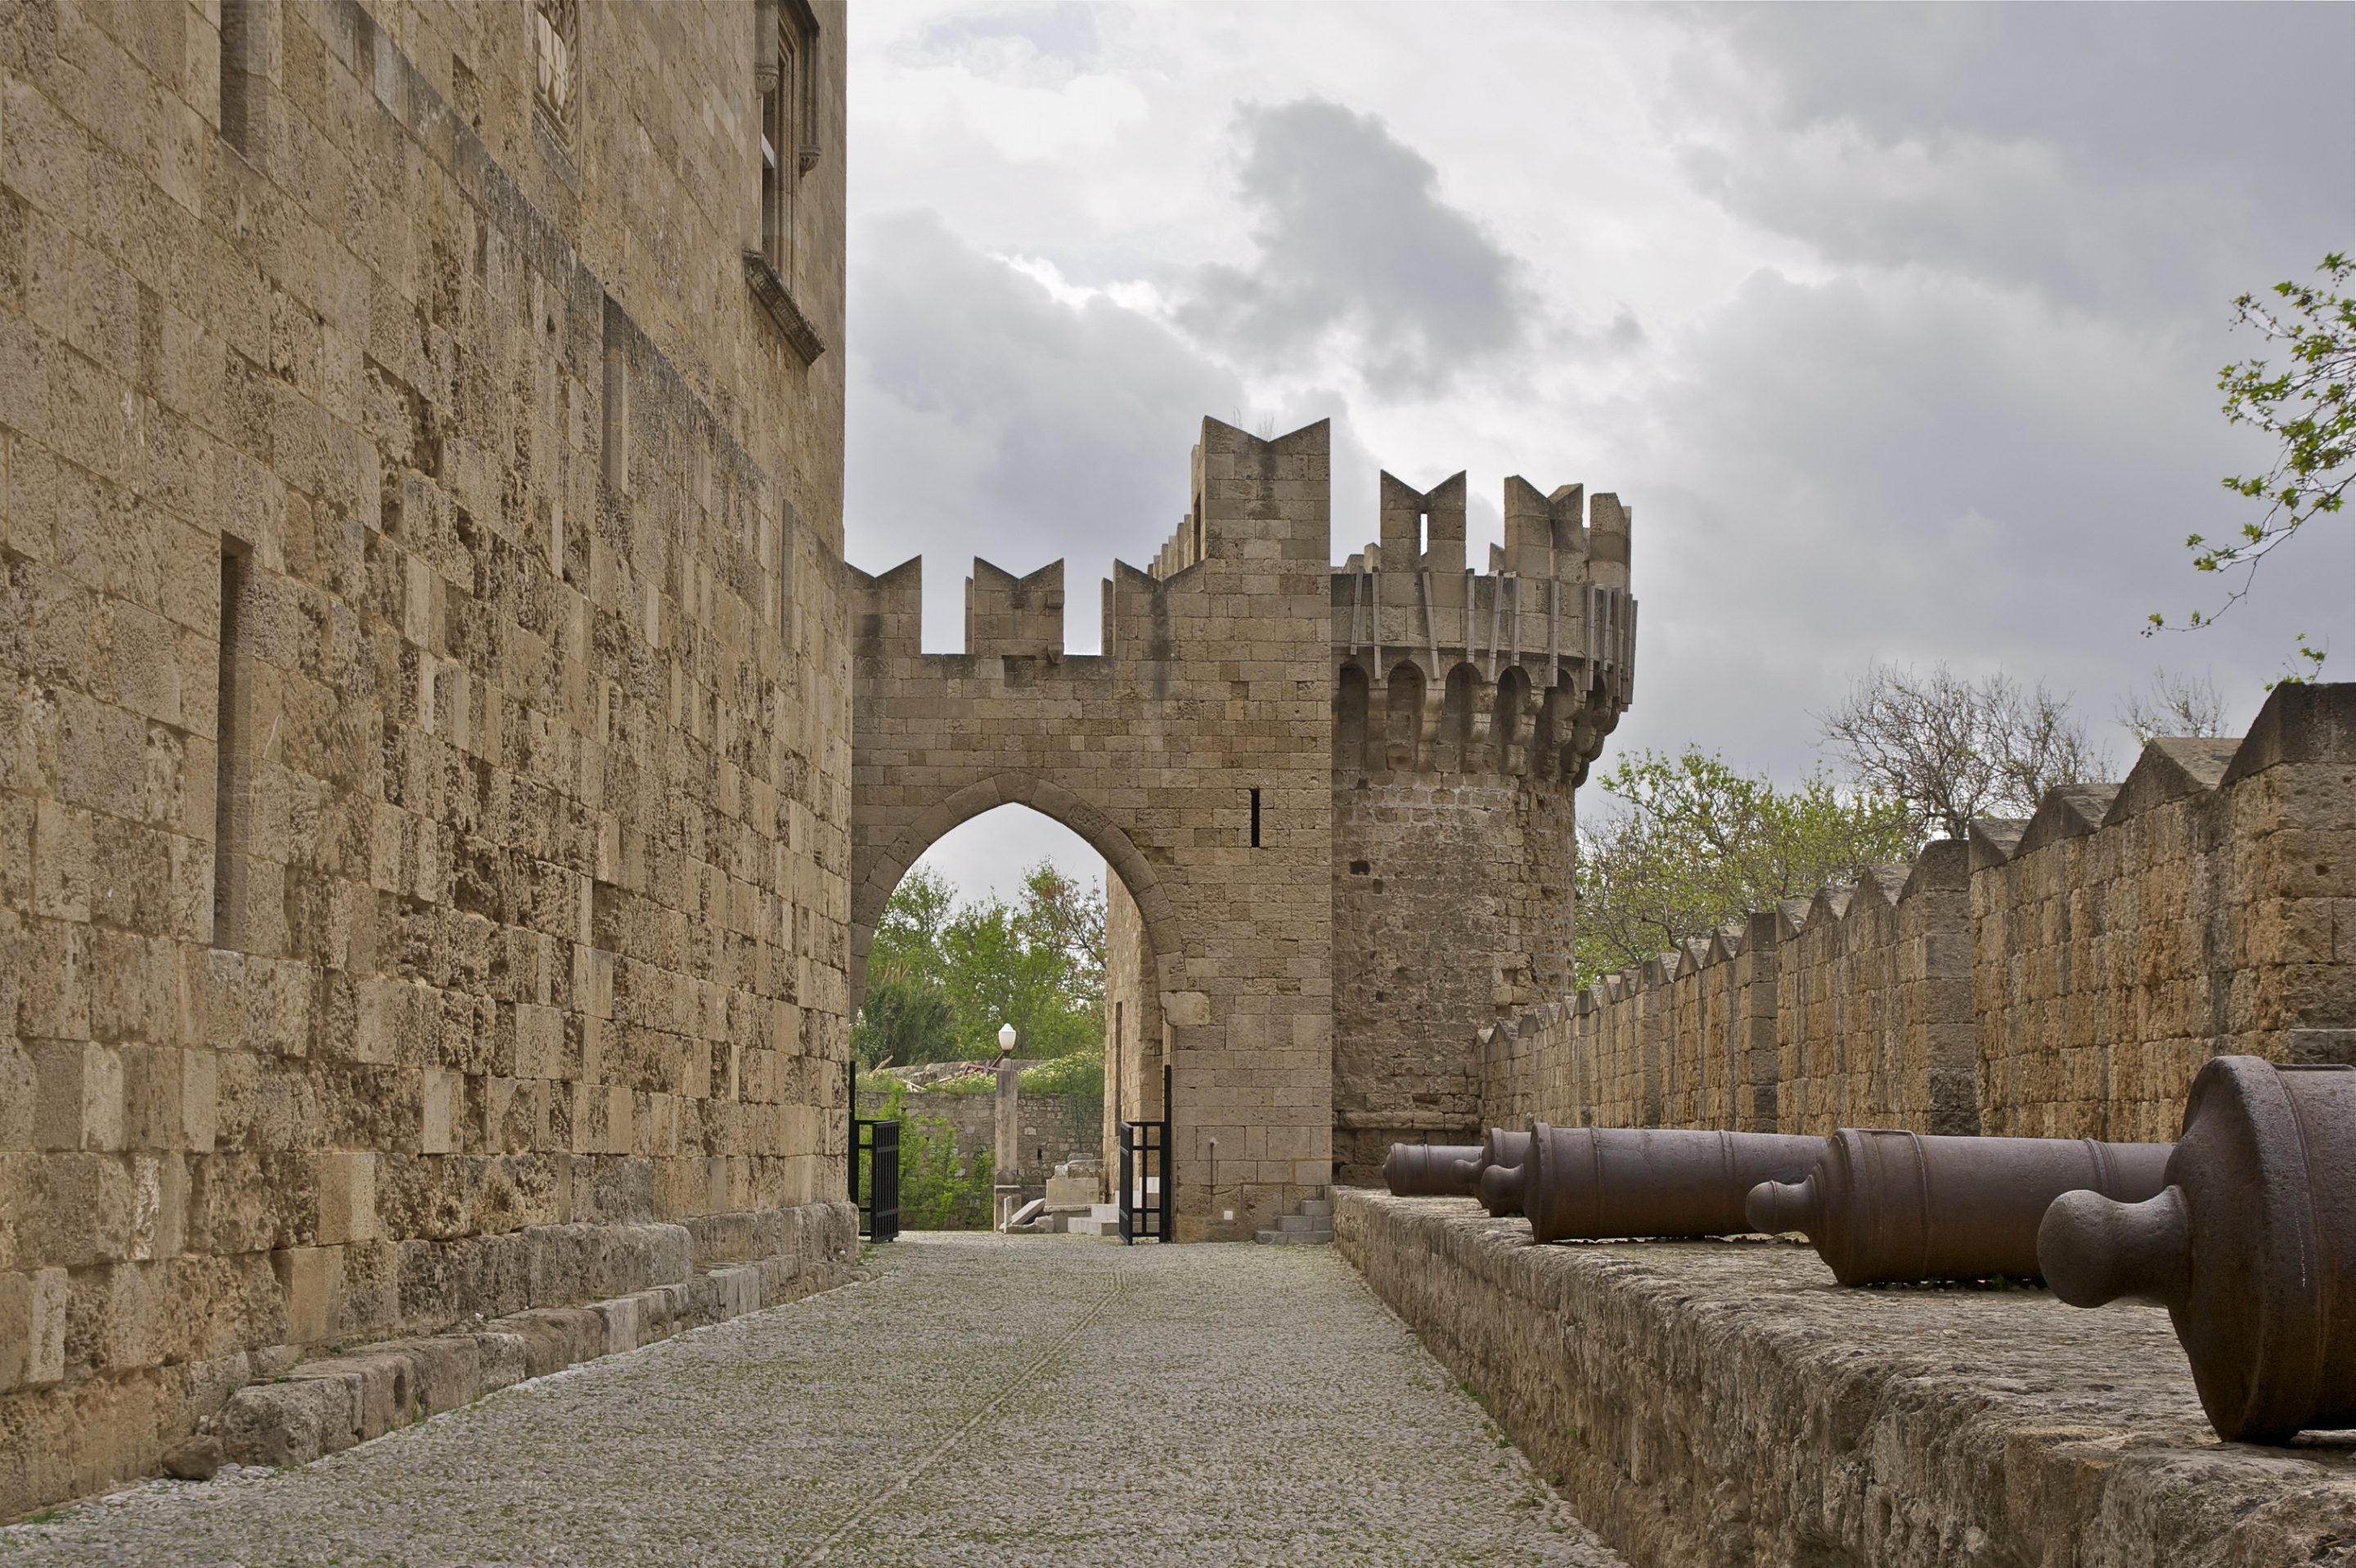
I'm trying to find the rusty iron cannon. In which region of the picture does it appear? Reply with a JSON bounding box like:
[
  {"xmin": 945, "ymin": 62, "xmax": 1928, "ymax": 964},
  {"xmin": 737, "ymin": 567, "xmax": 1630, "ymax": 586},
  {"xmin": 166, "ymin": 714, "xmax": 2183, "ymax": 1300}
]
[
  {"xmin": 1520, "ymin": 1125, "xmax": 1826, "ymax": 1244},
  {"xmin": 2039, "ymin": 1056, "xmax": 2356, "ymax": 1444},
  {"xmin": 1473, "ymin": 1127, "xmax": 1533, "ymax": 1217},
  {"xmin": 1745, "ymin": 1128, "xmax": 2171, "ymax": 1286},
  {"xmin": 1382, "ymin": 1143, "xmax": 1483, "ymax": 1197}
]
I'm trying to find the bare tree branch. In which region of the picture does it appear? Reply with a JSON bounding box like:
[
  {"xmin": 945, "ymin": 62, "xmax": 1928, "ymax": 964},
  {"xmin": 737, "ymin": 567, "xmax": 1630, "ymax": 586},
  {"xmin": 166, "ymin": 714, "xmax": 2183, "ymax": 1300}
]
[{"xmin": 1816, "ymin": 664, "xmax": 2109, "ymax": 840}]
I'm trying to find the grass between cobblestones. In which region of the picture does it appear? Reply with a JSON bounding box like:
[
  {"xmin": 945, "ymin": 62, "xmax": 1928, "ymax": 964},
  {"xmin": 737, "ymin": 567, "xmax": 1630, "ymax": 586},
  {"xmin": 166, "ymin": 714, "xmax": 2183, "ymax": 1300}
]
[{"xmin": 0, "ymin": 1234, "xmax": 1621, "ymax": 1566}]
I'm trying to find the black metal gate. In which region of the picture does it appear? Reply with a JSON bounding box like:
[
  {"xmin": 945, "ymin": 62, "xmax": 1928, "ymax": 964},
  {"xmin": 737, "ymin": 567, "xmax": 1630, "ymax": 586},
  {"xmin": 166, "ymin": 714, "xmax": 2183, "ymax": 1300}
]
[
  {"xmin": 1118, "ymin": 1063, "xmax": 1173, "ymax": 1243},
  {"xmin": 852, "ymin": 1117, "xmax": 900, "ymax": 1242}
]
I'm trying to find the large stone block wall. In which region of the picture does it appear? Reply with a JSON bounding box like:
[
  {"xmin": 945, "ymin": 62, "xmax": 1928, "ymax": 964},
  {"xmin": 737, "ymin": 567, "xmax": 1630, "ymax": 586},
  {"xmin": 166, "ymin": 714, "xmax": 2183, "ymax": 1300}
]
[
  {"xmin": 1481, "ymin": 683, "xmax": 2356, "ymax": 1141},
  {"xmin": 0, "ymin": 0, "xmax": 853, "ymax": 1518}
]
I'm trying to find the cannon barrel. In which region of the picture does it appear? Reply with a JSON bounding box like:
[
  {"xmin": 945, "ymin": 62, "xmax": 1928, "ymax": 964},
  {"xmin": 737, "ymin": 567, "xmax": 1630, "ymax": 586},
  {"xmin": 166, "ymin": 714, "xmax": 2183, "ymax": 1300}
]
[
  {"xmin": 1524, "ymin": 1125, "xmax": 1825, "ymax": 1244},
  {"xmin": 2039, "ymin": 1056, "xmax": 2356, "ymax": 1444},
  {"xmin": 1382, "ymin": 1143, "xmax": 1483, "ymax": 1197},
  {"xmin": 1746, "ymin": 1129, "xmax": 2170, "ymax": 1286},
  {"xmin": 1473, "ymin": 1128, "xmax": 1532, "ymax": 1217}
]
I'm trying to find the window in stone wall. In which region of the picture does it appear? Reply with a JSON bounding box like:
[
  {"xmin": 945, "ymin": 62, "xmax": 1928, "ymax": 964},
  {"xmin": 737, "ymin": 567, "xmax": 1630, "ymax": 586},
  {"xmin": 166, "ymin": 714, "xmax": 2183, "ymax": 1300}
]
[
  {"xmin": 218, "ymin": 0, "xmax": 256, "ymax": 152},
  {"xmin": 746, "ymin": 0, "xmax": 828, "ymax": 363},
  {"xmin": 534, "ymin": 0, "xmax": 578, "ymax": 143},
  {"xmin": 214, "ymin": 539, "xmax": 254, "ymax": 950},
  {"xmin": 760, "ymin": 0, "xmax": 821, "ymax": 281}
]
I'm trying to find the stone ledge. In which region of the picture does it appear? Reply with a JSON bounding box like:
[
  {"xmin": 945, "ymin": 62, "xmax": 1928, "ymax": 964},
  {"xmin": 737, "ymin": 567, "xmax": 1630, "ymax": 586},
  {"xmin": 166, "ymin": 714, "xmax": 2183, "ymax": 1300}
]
[
  {"xmin": 205, "ymin": 1254, "xmax": 866, "ymax": 1469},
  {"xmin": 1335, "ymin": 1189, "xmax": 2356, "ymax": 1567}
]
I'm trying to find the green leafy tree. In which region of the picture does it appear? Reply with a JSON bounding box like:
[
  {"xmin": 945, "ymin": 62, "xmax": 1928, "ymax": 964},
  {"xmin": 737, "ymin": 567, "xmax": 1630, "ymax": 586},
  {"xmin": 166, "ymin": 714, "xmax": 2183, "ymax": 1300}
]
[
  {"xmin": 2151, "ymin": 252, "xmax": 2352, "ymax": 676},
  {"xmin": 852, "ymin": 866, "xmax": 960, "ymax": 1067},
  {"xmin": 1576, "ymin": 748, "xmax": 1920, "ymax": 986},
  {"xmin": 851, "ymin": 859, "xmax": 1107, "ymax": 1065}
]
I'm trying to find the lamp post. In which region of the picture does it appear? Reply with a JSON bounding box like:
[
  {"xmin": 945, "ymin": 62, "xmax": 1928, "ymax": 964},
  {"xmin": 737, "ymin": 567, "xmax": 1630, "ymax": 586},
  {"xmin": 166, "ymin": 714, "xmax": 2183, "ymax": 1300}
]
[{"xmin": 994, "ymin": 1022, "xmax": 1022, "ymax": 1230}]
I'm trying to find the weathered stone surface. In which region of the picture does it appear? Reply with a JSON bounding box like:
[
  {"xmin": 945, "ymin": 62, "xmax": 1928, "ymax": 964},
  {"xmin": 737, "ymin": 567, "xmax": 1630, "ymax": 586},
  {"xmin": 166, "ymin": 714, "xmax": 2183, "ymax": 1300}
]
[
  {"xmin": 0, "ymin": 1237, "xmax": 1617, "ymax": 1566},
  {"xmin": 0, "ymin": 0, "xmax": 857, "ymax": 1517},
  {"xmin": 1486, "ymin": 682, "xmax": 2356, "ymax": 1150},
  {"xmin": 156, "ymin": 1438, "xmax": 221, "ymax": 1483},
  {"xmin": 1338, "ymin": 1189, "xmax": 2356, "ymax": 1568}
]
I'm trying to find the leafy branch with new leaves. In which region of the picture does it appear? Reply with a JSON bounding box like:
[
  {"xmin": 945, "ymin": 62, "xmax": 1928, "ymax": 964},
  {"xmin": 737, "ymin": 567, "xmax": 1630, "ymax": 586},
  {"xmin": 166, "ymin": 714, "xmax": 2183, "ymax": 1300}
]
[{"xmin": 2151, "ymin": 252, "xmax": 2353, "ymax": 673}]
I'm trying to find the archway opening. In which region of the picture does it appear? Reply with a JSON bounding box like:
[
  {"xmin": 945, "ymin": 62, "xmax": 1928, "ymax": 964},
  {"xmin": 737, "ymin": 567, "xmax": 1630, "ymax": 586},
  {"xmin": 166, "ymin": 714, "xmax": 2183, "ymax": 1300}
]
[{"xmin": 856, "ymin": 802, "xmax": 1158, "ymax": 1231}]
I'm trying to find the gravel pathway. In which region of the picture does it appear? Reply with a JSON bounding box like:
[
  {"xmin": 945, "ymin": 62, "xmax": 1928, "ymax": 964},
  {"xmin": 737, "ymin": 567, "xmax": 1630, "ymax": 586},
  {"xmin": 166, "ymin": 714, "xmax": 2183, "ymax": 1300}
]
[{"xmin": 2, "ymin": 1233, "xmax": 1621, "ymax": 1566}]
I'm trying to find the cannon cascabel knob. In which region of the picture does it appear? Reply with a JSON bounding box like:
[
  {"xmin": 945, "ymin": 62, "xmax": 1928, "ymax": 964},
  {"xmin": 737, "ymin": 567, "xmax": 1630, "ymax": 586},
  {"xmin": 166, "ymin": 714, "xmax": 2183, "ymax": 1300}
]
[
  {"xmin": 1744, "ymin": 1174, "xmax": 1819, "ymax": 1239},
  {"xmin": 1749, "ymin": 1128, "xmax": 2171, "ymax": 1287},
  {"xmin": 1525, "ymin": 1125, "xmax": 1824, "ymax": 1244},
  {"xmin": 1470, "ymin": 1127, "xmax": 1532, "ymax": 1217},
  {"xmin": 1383, "ymin": 1143, "xmax": 1483, "ymax": 1197},
  {"xmin": 2038, "ymin": 1184, "xmax": 2191, "ymax": 1309},
  {"xmin": 2042, "ymin": 1055, "xmax": 2356, "ymax": 1444},
  {"xmin": 1480, "ymin": 1161, "xmax": 1526, "ymax": 1217}
]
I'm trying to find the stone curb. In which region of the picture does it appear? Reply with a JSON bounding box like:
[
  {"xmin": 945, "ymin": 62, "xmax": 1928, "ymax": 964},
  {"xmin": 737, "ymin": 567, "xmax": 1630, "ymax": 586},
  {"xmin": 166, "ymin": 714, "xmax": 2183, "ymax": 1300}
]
[{"xmin": 201, "ymin": 1258, "xmax": 866, "ymax": 1469}]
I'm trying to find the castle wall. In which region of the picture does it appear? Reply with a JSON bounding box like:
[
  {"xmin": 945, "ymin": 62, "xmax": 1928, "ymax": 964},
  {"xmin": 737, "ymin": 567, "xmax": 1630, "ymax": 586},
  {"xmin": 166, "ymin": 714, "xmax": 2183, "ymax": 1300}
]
[
  {"xmin": 0, "ymin": 0, "xmax": 852, "ymax": 1516},
  {"xmin": 1480, "ymin": 685, "xmax": 2356, "ymax": 1142},
  {"xmin": 851, "ymin": 419, "xmax": 1335, "ymax": 1242}
]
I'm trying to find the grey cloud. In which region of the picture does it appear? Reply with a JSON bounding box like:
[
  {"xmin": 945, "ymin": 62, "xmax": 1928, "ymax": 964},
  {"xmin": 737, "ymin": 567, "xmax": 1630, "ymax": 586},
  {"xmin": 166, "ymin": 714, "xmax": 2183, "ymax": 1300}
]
[
  {"xmin": 1679, "ymin": 5, "xmax": 2354, "ymax": 315},
  {"xmin": 1599, "ymin": 263, "xmax": 2349, "ymax": 787},
  {"xmin": 1175, "ymin": 98, "xmax": 1531, "ymax": 387},
  {"xmin": 845, "ymin": 212, "xmax": 1387, "ymax": 649}
]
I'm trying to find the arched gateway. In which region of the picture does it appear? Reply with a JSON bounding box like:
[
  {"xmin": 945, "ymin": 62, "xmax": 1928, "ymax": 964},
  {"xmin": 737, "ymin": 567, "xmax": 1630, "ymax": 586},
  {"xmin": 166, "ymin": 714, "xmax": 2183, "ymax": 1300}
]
[{"xmin": 850, "ymin": 419, "xmax": 1634, "ymax": 1238}]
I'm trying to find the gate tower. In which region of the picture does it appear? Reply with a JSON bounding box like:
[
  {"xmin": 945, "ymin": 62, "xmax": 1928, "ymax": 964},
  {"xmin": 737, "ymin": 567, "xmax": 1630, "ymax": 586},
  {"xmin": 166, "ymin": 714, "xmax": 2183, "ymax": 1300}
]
[{"xmin": 852, "ymin": 417, "xmax": 1636, "ymax": 1230}]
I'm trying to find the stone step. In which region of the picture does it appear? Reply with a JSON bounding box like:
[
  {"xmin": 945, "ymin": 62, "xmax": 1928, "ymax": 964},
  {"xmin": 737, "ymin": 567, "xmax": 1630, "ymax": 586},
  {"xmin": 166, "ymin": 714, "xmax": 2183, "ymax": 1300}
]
[
  {"xmin": 1253, "ymin": 1228, "xmax": 1332, "ymax": 1245},
  {"xmin": 1297, "ymin": 1200, "xmax": 1333, "ymax": 1218},
  {"xmin": 1277, "ymin": 1213, "xmax": 1326, "ymax": 1233}
]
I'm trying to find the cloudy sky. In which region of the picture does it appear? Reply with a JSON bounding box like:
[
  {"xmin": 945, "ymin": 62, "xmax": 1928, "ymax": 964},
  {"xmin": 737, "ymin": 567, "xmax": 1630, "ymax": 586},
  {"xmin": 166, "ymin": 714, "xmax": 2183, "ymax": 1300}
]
[{"xmin": 842, "ymin": 2, "xmax": 2356, "ymax": 903}]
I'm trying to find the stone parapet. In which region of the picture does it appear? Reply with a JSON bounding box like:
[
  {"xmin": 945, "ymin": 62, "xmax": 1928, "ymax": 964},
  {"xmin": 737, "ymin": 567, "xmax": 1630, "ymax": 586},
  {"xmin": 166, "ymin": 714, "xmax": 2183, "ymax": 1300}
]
[
  {"xmin": 1485, "ymin": 682, "xmax": 2356, "ymax": 1142},
  {"xmin": 1337, "ymin": 1188, "xmax": 2356, "ymax": 1567}
]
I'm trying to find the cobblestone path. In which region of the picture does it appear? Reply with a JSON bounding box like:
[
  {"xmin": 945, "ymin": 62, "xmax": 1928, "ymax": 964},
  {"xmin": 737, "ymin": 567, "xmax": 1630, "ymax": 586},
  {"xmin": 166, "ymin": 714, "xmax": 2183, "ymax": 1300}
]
[{"xmin": 2, "ymin": 1233, "xmax": 1621, "ymax": 1566}]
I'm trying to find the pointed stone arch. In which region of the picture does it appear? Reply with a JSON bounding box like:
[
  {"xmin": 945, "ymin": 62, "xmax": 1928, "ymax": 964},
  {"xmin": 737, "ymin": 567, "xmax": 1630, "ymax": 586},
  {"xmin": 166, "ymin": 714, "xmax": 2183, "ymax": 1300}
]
[{"xmin": 848, "ymin": 770, "xmax": 1188, "ymax": 1013}]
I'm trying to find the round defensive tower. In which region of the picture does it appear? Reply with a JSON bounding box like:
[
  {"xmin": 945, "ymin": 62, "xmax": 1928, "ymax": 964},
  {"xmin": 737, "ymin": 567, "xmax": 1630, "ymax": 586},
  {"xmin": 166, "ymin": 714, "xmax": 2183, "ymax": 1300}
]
[{"xmin": 1329, "ymin": 470, "xmax": 1636, "ymax": 1184}]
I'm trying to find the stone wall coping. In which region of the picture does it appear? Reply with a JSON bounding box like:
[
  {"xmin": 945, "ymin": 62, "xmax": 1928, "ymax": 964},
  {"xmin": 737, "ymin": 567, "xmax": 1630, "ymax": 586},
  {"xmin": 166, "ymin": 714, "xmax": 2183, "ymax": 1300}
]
[{"xmin": 1337, "ymin": 1189, "xmax": 2356, "ymax": 1566}]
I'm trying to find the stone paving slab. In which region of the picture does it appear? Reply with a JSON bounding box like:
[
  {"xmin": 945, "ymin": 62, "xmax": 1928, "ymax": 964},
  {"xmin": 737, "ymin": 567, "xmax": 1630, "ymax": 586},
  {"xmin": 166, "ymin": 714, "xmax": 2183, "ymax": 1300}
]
[{"xmin": 0, "ymin": 1234, "xmax": 1621, "ymax": 1566}]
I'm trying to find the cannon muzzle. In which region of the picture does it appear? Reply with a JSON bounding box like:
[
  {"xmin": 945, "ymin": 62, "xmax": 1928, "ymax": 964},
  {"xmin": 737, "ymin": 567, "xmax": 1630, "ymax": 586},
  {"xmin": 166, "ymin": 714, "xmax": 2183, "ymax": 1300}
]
[{"xmin": 1382, "ymin": 1143, "xmax": 1483, "ymax": 1197}]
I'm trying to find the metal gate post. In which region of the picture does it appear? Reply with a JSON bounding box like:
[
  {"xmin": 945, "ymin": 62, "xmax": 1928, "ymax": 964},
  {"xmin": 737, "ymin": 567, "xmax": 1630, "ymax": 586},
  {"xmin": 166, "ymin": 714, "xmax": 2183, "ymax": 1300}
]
[
  {"xmin": 1117, "ymin": 1121, "xmax": 1136, "ymax": 1244},
  {"xmin": 1156, "ymin": 1063, "xmax": 1173, "ymax": 1242}
]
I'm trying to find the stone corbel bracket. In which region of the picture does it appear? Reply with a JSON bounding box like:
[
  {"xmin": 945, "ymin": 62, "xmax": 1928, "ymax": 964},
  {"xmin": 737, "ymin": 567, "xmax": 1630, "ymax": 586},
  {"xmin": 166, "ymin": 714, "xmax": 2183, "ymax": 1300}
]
[{"xmin": 744, "ymin": 249, "xmax": 825, "ymax": 364}]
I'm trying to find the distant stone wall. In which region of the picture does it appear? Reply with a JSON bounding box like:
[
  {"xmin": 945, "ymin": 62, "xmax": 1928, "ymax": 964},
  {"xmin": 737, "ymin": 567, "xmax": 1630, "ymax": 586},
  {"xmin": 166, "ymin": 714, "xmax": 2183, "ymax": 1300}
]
[
  {"xmin": 1481, "ymin": 683, "xmax": 2356, "ymax": 1142},
  {"xmin": 857, "ymin": 1085, "xmax": 1104, "ymax": 1194}
]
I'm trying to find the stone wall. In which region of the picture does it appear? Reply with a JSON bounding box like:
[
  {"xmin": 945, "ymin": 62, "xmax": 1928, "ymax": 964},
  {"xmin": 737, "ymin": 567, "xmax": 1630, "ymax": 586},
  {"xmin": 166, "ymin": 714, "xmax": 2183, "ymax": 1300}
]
[
  {"xmin": 1480, "ymin": 683, "xmax": 2356, "ymax": 1143},
  {"xmin": 1338, "ymin": 1190, "xmax": 2356, "ymax": 1568},
  {"xmin": 857, "ymin": 1084, "xmax": 1103, "ymax": 1206},
  {"xmin": 0, "ymin": 0, "xmax": 853, "ymax": 1518}
]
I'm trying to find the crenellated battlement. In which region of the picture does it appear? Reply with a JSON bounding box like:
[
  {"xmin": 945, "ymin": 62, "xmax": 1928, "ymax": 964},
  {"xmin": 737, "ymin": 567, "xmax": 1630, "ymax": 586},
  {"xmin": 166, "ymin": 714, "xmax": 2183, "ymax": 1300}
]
[
  {"xmin": 852, "ymin": 429, "xmax": 1639, "ymax": 798},
  {"xmin": 1331, "ymin": 472, "xmax": 1636, "ymax": 787}
]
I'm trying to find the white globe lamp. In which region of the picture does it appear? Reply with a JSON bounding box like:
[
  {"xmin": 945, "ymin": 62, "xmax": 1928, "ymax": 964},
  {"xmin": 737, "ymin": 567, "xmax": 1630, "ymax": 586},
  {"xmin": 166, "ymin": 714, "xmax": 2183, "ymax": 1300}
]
[{"xmin": 997, "ymin": 1022, "xmax": 1016, "ymax": 1053}]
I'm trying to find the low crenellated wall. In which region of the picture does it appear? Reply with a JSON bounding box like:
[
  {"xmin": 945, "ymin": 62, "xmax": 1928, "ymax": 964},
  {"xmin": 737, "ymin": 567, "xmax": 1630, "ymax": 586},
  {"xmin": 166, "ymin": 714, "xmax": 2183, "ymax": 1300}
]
[{"xmin": 1484, "ymin": 682, "xmax": 2356, "ymax": 1141}]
